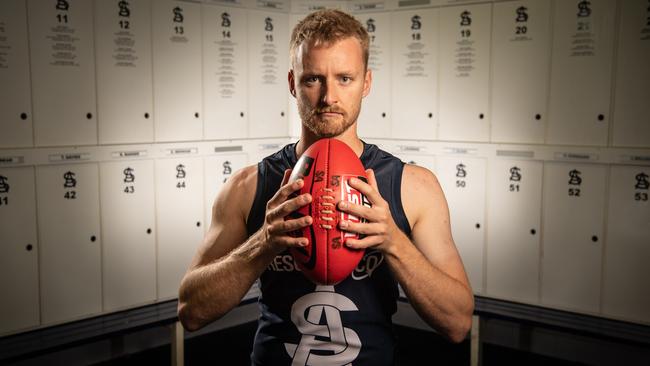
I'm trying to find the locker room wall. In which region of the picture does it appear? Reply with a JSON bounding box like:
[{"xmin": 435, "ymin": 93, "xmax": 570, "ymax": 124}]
[{"xmin": 0, "ymin": 0, "xmax": 649, "ymax": 337}]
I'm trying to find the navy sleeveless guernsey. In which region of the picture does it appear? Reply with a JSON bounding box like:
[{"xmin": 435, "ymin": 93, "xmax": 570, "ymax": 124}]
[{"xmin": 246, "ymin": 141, "xmax": 411, "ymax": 366}]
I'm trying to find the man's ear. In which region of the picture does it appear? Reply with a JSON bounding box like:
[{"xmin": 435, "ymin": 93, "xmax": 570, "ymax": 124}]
[
  {"xmin": 362, "ymin": 68, "xmax": 372, "ymax": 98},
  {"xmin": 288, "ymin": 69, "xmax": 296, "ymax": 98}
]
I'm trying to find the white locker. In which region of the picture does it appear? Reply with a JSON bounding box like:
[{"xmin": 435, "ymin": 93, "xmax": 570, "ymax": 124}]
[
  {"xmin": 99, "ymin": 160, "xmax": 156, "ymax": 312},
  {"xmin": 28, "ymin": 0, "xmax": 98, "ymax": 146},
  {"xmin": 203, "ymin": 153, "xmax": 248, "ymax": 228},
  {"xmin": 36, "ymin": 163, "xmax": 102, "ymax": 325},
  {"xmin": 438, "ymin": 4, "xmax": 491, "ymax": 142},
  {"xmin": 541, "ymin": 162, "xmax": 606, "ymax": 314},
  {"xmin": 0, "ymin": 0, "xmax": 33, "ymax": 148},
  {"xmin": 603, "ymin": 166, "xmax": 650, "ymax": 324},
  {"xmin": 390, "ymin": 9, "xmax": 438, "ymax": 140},
  {"xmin": 436, "ymin": 156, "xmax": 486, "ymax": 294},
  {"xmin": 486, "ymin": 158, "xmax": 542, "ymax": 304},
  {"xmin": 96, "ymin": 0, "xmax": 154, "ymax": 144},
  {"xmin": 547, "ymin": 0, "xmax": 616, "ymax": 146},
  {"xmin": 0, "ymin": 167, "xmax": 39, "ymax": 335},
  {"xmin": 355, "ymin": 12, "xmax": 391, "ymax": 139},
  {"xmin": 152, "ymin": 0, "xmax": 203, "ymax": 142},
  {"xmin": 155, "ymin": 157, "xmax": 204, "ymax": 299},
  {"xmin": 203, "ymin": 5, "xmax": 248, "ymax": 140},
  {"xmin": 491, "ymin": 0, "xmax": 551, "ymax": 144},
  {"xmin": 247, "ymin": 10, "xmax": 289, "ymax": 138},
  {"xmin": 612, "ymin": 0, "xmax": 650, "ymax": 148}
]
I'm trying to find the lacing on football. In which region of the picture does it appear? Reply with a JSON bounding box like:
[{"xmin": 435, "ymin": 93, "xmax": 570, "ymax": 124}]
[{"xmin": 319, "ymin": 188, "xmax": 335, "ymax": 230}]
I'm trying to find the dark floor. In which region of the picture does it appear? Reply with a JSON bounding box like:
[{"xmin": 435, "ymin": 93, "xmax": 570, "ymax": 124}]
[{"xmin": 93, "ymin": 321, "xmax": 588, "ymax": 365}]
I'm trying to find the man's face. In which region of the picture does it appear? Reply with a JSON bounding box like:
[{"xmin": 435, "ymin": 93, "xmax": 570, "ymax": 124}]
[{"xmin": 290, "ymin": 37, "xmax": 371, "ymax": 138}]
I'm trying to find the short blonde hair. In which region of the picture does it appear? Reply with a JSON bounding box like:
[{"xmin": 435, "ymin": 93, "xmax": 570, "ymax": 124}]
[{"xmin": 290, "ymin": 9, "xmax": 369, "ymax": 70}]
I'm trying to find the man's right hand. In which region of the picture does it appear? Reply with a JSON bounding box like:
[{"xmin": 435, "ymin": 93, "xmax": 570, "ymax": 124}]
[{"xmin": 261, "ymin": 169, "xmax": 313, "ymax": 254}]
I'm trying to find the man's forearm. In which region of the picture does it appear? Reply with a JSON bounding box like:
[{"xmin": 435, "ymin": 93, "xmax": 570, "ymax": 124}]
[
  {"xmin": 384, "ymin": 232, "xmax": 474, "ymax": 343},
  {"xmin": 178, "ymin": 231, "xmax": 277, "ymax": 331}
]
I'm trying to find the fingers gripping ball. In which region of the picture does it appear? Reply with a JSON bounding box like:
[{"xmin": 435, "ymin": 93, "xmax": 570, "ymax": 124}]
[{"xmin": 287, "ymin": 139, "xmax": 369, "ymax": 285}]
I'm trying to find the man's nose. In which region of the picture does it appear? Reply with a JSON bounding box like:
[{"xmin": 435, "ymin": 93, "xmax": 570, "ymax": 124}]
[{"xmin": 320, "ymin": 79, "xmax": 338, "ymax": 106}]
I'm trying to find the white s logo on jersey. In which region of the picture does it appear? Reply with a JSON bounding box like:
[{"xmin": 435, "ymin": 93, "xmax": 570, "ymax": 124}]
[{"xmin": 284, "ymin": 286, "xmax": 361, "ymax": 366}]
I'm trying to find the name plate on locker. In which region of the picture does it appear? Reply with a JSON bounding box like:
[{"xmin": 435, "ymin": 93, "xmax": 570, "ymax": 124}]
[
  {"xmin": 213, "ymin": 0, "xmax": 243, "ymax": 4},
  {"xmin": 553, "ymin": 152, "xmax": 599, "ymax": 161},
  {"xmin": 0, "ymin": 156, "xmax": 25, "ymax": 165},
  {"xmin": 49, "ymin": 153, "xmax": 92, "ymax": 162},
  {"xmin": 256, "ymin": 1, "xmax": 287, "ymax": 10},
  {"xmin": 259, "ymin": 144, "xmax": 281, "ymax": 151},
  {"xmin": 165, "ymin": 148, "xmax": 198, "ymax": 156},
  {"xmin": 619, "ymin": 155, "xmax": 650, "ymax": 164},
  {"xmin": 111, "ymin": 150, "xmax": 148, "ymax": 159},
  {"xmin": 443, "ymin": 147, "xmax": 478, "ymax": 155},
  {"xmin": 214, "ymin": 146, "xmax": 244, "ymax": 153},
  {"xmin": 397, "ymin": 0, "xmax": 431, "ymax": 8},
  {"xmin": 352, "ymin": 2, "xmax": 385, "ymax": 11},
  {"xmin": 496, "ymin": 150, "xmax": 535, "ymax": 159},
  {"xmin": 397, "ymin": 145, "xmax": 425, "ymax": 153}
]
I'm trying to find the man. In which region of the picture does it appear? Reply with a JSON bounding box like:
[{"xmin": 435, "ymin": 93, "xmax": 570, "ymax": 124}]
[{"xmin": 178, "ymin": 9, "xmax": 474, "ymax": 365}]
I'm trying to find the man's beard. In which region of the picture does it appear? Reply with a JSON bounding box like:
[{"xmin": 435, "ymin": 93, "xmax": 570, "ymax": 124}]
[{"xmin": 298, "ymin": 102, "xmax": 358, "ymax": 138}]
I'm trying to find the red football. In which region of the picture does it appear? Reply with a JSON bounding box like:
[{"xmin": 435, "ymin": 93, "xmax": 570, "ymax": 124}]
[{"xmin": 286, "ymin": 138, "xmax": 368, "ymax": 285}]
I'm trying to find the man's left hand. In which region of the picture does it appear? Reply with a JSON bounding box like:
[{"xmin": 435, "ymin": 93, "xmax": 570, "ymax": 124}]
[{"xmin": 337, "ymin": 169, "xmax": 405, "ymax": 253}]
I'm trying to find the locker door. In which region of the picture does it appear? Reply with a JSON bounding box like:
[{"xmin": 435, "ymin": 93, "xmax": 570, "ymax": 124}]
[
  {"xmin": 99, "ymin": 160, "xmax": 156, "ymax": 312},
  {"xmin": 390, "ymin": 8, "xmax": 438, "ymax": 140},
  {"xmin": 248, "ymin": 10, "xmax": 289, "ymax": 138},
  {"xmin": 152, "ymin": 0, "xmax": 203, "ymax": 142},
  {"xmin": 155, "ymin": 157, "xmax": 204, "ymax": 299},
  {"xmin": 0, "ymin": 0, "xmax": 33, "ymax": 148},
  {"xmin": 491, "ymin": 0, "xmax": 551, "ymax": 144},
  {"xmin": 547, "ymin": 0, "xmax": 616, "ymax": 146},
  {"xmin": 541, "ymin": 163, "xmax": 606, "ymax": 314},
  {"xmin": 28, "ymin": 0, "xmax": 98, "ymax": 146},
  {"xmin": 438, "ymin": 4, "xmax": 491, "ymax": 142},
  {"xmin": 603, "ymin": 166, "xmax": 650, "ymax": 323},
  {"xmin": 96, "ymin": 0, "xmax": 154, "ymax": 144},
  {"xmin": 203, "ymin": 153, "xmax": 248, "ymax": 229},
  {"xmin": 36, "ymin": 163, "xmax": 102, "ymax": 324},
  {"xmin": 486, "ymin": 159, "xmax": 542, "ymax": 304},
  {"xmin": 436, "ymin": 157, "xmax": 486, "ymax": 294},
  {"xmin": 0, "ymin": 167, "xmax": 39, "ymax": 335},
  {"xmin": 203, "ymin": 5, "xmax": 248, "ymax": 140},
  {"xmin": 612, "ymin": 0, "xmax": 650, "ymax": 148},
  {"xmin": 355, "ymin": 12, "xmax": 391, "ymax": 139}
]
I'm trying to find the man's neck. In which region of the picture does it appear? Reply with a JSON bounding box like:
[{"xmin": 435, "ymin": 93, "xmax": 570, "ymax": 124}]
[{"xmin": 296, "ymin": 125, "xmax": 364, "ymax": 159}]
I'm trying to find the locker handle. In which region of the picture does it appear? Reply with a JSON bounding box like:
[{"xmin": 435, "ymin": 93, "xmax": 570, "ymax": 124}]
[
  {"xmin": 240, "ymin": 112, "xmax": 244, "ymax": 117},
  {"xmin": 194, "ymin": 112, "xmax": 200, "ymax": 118},
  {"xmin": 196, "ymin": 222, "xmax": 201, "ymax": 227},
  {"xmin": 479, "ymin": 113, "xmax": 484, "ymax": 120},
  {"xmin": 26, "ymin": 244, "xmax": 33, "ymax": 251},
  {"xmin": 144, "ymin": 113, "xmax": 150, "ymax": 119},
  {"xmin": 597, "ymin": 114, "xmax": 604, "ymax": 121},
  {"xmin": 534, "ymin": 114, "xmax": 541, "ymax": 120},
  {"xmin": 530, "ymin": 229, "xmax": 536, "ymax": 235},
  {"xmin": 91, "ymin": 235, "xmax": 97, "ymax": 242},
  {"xmin": 21, "ymin": 113, "xmax": 28, "ymax": 120},
  {"xmin": 381, "ymin": 113, "xmax": 386, "ymax": 118},
  {"xmin": 475, "ymin": 223, "xmax": 481, "ymax": 229},
  {"xmin": 86, "ymin": 113, "xmax": 93, "ymax": 120},
  {"xmin": 428, "ymin": 113, "xmax": 433, "ymax": 119},
  {"xmin": 147, "ymin": 228, "xmax": 152, "ymax": 234},
  {"xmin": 281, "ymin": 112, "xmax": 285, "ymax": 117},
  {"xmin": 591, "ymin": 236, "xmax": 598, "ymax": 242}
]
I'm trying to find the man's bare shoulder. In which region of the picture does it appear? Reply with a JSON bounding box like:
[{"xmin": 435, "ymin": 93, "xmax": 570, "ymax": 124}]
[
  {"xmin": 213, "ymin": 164, "xmax": 259, "ymax": 223},
  {"xmin": 400, "ymin": 163, "xmax": 448, "ymax": 228}
]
